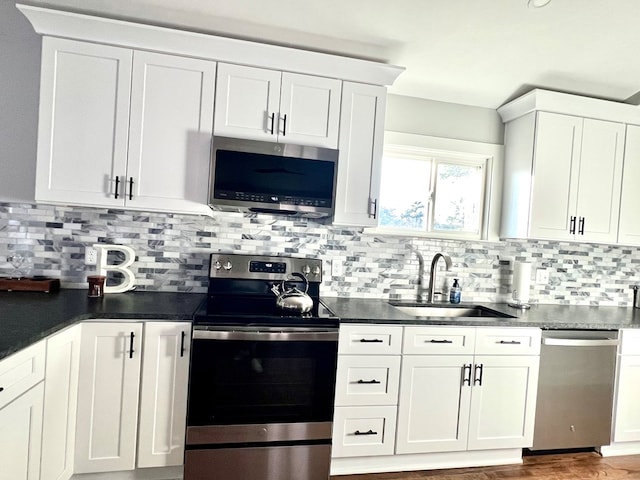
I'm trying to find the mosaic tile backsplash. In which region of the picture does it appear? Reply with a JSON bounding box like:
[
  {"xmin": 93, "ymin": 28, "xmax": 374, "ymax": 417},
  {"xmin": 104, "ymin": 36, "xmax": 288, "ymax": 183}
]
[{"xmin": 1, "ymin": 202, "xmax": 639, "ymax": 306}]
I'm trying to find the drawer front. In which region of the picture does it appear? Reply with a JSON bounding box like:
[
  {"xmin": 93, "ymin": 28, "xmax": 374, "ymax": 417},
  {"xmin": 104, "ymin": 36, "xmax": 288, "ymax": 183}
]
[
  {"xmin": 338, "ymin": 325, "xmax": 403, "ymax": 355},
  {"xmin": 332, "ymin": 406, "xmax": 397, "ymax": 457},
  {"xmin": 620, "ymin": 329, "xmax": 640, "ymax": 355},
  {"xmin": 0, "ymin": 340, "xmax": 46, "ymax": 409},
  {"xmin": 474, "ymin": 327, "xmax": 541, "ymax": 355},
  {"xmin": 403, "ymin": 326, "xmax": 475, "ymax": 355},
  {"xmin": 334, "ymin": 355, "xmax": 401, "ymax": 406}
]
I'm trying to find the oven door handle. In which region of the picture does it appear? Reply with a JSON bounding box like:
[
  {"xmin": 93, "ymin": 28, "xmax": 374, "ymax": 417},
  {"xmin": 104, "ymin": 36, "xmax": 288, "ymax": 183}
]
[{"xmin": 193, "ymin": 329, "xmax": 339, "ymax": 342}]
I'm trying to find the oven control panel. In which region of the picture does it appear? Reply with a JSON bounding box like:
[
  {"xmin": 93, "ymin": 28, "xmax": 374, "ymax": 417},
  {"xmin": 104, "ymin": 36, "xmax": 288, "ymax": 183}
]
[{"xmin": 209, "ymin": 253, "xmax": 322, "ymax": 282}]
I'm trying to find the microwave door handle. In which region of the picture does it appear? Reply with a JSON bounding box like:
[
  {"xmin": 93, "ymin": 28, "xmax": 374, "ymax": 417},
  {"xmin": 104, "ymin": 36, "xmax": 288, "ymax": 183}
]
[{"xmin": 270, "ymin": 113, "xmax": 275, "ymax": 135}]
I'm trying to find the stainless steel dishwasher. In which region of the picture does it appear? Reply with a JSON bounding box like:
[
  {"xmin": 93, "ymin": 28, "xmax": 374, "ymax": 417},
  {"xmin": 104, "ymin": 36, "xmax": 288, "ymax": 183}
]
[{"xmin": 531, "ymin": 329, "xmax": 619, "ymax": 451}]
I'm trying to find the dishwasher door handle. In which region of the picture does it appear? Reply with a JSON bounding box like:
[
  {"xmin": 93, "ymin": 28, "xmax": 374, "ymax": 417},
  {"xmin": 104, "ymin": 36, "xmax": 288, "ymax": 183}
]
[{"xmin": 542, "ymin": 338, "xmax": 619, "ymax": 347}]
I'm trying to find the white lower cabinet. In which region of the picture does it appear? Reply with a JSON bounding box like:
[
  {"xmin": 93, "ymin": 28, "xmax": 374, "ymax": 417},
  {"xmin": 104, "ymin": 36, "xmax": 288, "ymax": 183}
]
[
  {"xmin": 41, "ymin": 325, "xmax": 82, "ymax": 480},
  {"xmin": 137, "ymin": 322, "xmax": 191, "ymax": 468},
  {"xmin": 332, "ymin": 324, "xmax": 402, "ymax": 461},
  {"xmin": 0, "ymin": 340, "xmax": 46, "ymax": 480},
  {"xmin": 75, "ymin": 321, "xmax": 191, "ymax": 474},
  {"xmin": 397, "ymin": 327, "xmax": 540, "ymax": 454},
  {"xmin": 332, "ymin": 325, "xmax": 541, "ymax": 476},
  {"xmin": 0, "ymin": 383, "xmax": 45, "ymax": 480},
  {"xmin": 601, "ymin": 329, "xmax": 640, "ymax": 456}
]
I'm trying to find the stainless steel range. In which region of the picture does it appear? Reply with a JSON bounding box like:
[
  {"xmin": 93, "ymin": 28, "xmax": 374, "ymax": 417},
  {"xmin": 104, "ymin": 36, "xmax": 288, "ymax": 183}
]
[{"xmin": 185, "ymin": 253, "xmax": 339, "ymax": 480}]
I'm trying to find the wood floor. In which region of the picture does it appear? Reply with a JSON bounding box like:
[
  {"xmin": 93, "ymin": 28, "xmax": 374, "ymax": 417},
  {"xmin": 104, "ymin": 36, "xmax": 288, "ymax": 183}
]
[{"xmin": 330, "ymin": 451, "xmax": 640, "ymax": 479}]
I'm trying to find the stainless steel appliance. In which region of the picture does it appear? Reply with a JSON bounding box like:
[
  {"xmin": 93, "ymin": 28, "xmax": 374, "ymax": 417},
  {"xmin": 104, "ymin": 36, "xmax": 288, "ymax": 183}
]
[
  {"xmin": 531, "ymin": 330, "xmax": 619, "ymax": 451},
  {"xmin": 209, "ymin": 136, "xmax": 338, "ymax": 218},
  {"xmin": 185, "ymin": 253, "xmax": 339, "ymax": 480}
]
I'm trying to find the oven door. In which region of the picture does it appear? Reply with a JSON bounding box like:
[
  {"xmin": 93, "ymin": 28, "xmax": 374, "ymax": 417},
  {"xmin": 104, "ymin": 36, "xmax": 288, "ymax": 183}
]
[{"xmin": 186, "ymin": 327, "xmax": 338, "ymax": 446}]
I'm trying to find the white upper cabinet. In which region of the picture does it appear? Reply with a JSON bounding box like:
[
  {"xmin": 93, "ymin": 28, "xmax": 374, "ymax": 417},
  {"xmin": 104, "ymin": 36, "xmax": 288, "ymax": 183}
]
[
  {"xmin": 126, "ymin": 52, "xmax": 215, "ymax": 214},
  {"xmin": 333, "ymin": 82, "xmax": 386, "ymax": 226},
  {"xmin": 501, "ymin": 111, "xmax": 624, "ymax": 243},
  {"xmin": 214, "ymin": 63, "xmax": 341, "ymax": 148},
  {"xmin": 36, "ymin": 38, "xmax": 132, "ymax": 208},
  {"xmin": 36, "ymin": 37, "xmax": 215, "ymax": 215},
  {"xmin": 618, "ymin": 125, "xmax": 640, "ymax": 246}
]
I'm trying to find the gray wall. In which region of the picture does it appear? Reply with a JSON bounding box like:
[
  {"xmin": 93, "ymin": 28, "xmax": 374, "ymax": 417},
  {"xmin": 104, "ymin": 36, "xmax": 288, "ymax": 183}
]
[
  {"xmin": 0, "ymin": 1, "xmax": 40, "ymax": 202},
  {"xmin": 0, "ymin": 2, "xmax": 504, "ymax": 204},
  {"xmin": 386, "ymin": 93, "xmax": 504, "ymax": 145}
]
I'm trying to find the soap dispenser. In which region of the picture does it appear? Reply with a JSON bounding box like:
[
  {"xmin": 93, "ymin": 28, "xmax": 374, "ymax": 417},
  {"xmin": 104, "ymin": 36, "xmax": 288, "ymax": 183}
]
[{"xmin": 449, "ymin": 278, "xmax": 461, "ymax": 304}]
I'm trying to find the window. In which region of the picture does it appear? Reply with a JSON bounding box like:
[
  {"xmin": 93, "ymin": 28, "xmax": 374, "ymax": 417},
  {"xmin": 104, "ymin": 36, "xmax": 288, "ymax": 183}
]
[{"xmin": 377, "ymin": 133, "xmax": 498, "ymax": 240}]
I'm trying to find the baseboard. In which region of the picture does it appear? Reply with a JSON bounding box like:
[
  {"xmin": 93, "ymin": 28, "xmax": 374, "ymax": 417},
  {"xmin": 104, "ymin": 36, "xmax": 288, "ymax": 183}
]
[
  {"xmin": 330, "ymin": 448, "xmax": 523, "ymax": 476},
  {"xmin": 71, "ymin": 466, "xmax": 183, "ymax": 480},
  {"xmin": 599, "ymin": 442, "xmax": 640, "ymax": 457}
]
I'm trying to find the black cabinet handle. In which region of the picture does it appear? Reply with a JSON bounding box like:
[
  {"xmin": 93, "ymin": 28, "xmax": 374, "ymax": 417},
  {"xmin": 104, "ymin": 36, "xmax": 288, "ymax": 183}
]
[
  {"xmin": 270, "ymin": 112, "xmax": 275, "ymax": 135},
  {"xmin": 357, "ymin": 379, "xmax": 381, "ymax": 384},
  {"xmin": 498, "ymin": 340, "xmax": 521, "ymax": 345},
  {"xmin": 129, "ymin": 331, "xmax": 135, "ymax": 359},
  {"xmin": 180, "ymin": 331, "xmax": 186, "ymax": 357},
  {"xmin": 569, "ymin": 215, "xmax": 576, "ymax": 234},
  {"xmin": 473, "ymin": 363, "xmax": 484, "ymax": 386},
  {"xmin": 128, "ymin": 177, "xmax": 134, "ymax": 200},
  {"xmin": 359, "ymin": 338, "xmax": 383, "ymax": 343},
  {"xmin": 462, "ymin": 364, "xmax": 472, "ymax": 386},
  {"xmin": 354, "ymin": 430, "xmax": 377, "ymax": 436},
  {"xmin": 114, "ymin": 176, "xmax": 120, "ymax": 199},
  {"xmin": 578, "ymin": 217, "xmax": 585, "ymax": 235},
  {"xmin": 368, "ymin": 198, "xmax": 378, "ymax": 219},
  {"xmin": 282, "ymin": 113, "xmax": 287, "ymax": 136},
  {"xmin": 429, "ymin": 339, "xmax": 453, "ymax": 344}
]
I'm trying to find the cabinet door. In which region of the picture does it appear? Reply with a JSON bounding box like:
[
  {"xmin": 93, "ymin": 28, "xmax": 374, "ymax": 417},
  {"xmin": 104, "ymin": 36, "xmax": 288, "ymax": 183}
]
[
  {"xmin": 396, "ymin": 355, "xmax": 472, "ymax": 454},
  {"xmin": 612, "ymin": 355, "xmax": 640, "ymax": 442},
  {"xmin": 41, "ymin": 325, "xmax": 81, "ymax": 480},
  {"xmin": 214, "ymin": 63, "xmax": 281, "ymax": 141},
  {"xmin": 75, "ymin": 322, "xmax": 143, "ymax": 473},
  {"xmin": 0, "ymin": 383, "xmax": 44, "ymax": 480},
  {"xmin": 36, "ymin": 37, "xmax": 131, "ymax": 207},
  {"xmin": 528, "ymin": 112, "xmax": 582, "ymax": 240},
  {"xmin": 617, "ymin": 125, "xmax": 640, "ymax": 245},
  {"xmin": 126, "ymin": 52, "xmax": 215, "ymax": 215},
  {"xmin": 333, "ymin": 82, "xmax": 386, "ymax": 226},
  {"xmin": 279, "ymin": 72, "xmax": 341, "ymax": 148},
  {"xmin": 137, "ymin": 322, "xmax": 191, "ymax": 468},
  {"xmin": 575, "ymin": 118, "xmax": 624, "ymax": 243},
  {"xmin": 467, "ymin": 355, "xmax": 539, "ymax": 450}
]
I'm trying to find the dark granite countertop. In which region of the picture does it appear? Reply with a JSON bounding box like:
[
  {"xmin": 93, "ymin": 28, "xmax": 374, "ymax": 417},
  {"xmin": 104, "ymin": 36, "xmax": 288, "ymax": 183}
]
[
  {"xmin": 4, "ymin": 291, "xmax": 640, "ymax": 363},
  {"xmin": 322, "ymin": 297, "xmax": 640, "ymax": 330},
  {"xmin": 0, "ymin": 289, "xmax": 205, "ymax": 360}
]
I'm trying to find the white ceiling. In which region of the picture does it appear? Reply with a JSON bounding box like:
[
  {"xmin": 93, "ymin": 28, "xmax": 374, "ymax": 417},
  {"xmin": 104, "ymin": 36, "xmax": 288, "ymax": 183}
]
[{"xmin": 24, "ymin": 0, "xmax": 640, "ymax": 108}]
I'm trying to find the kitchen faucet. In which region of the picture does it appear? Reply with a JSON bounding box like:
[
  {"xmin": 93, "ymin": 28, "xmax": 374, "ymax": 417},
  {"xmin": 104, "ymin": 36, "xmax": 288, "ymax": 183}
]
[
  {"xmin": 427, "ymin": 252, "xmax": 452, "ymax": 303},
  {"xmin": 406, "ymin": 244, "xmax": 426, "ymax": 302}
]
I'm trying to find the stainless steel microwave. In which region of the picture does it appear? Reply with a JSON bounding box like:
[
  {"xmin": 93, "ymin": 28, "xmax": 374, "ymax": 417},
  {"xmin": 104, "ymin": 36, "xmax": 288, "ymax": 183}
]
[{"xmin": 209, "ymin": 137, "xmax": 338, "ymax": 218}]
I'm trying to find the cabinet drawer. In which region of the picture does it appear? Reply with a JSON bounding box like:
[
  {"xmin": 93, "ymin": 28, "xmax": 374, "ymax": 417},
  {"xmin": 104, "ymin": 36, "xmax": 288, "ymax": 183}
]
[
  {"xmin": 0, "ymin": 340, "xmax": 46, "ymax": 409},
  {"xmin": 619, "ymin": 329, "xmax": 640, "ymax": 355},
  {"xmin": 335, "ymin": 356, "xmax": 400, "ymax": 406},
  {"xmin": 332, "ymin": 406, "xmax": 397, "ymax": 457},
  {"xmin": 403, "ymin": 326, "xmax": 475, "ymax": 355},
  {"xmin": 474, "ymin": 328, "xmax": 541, "ymax": 355},
  {"xmin": 339, "ymin": 325, "xmax": 403, "ymax": 355}
]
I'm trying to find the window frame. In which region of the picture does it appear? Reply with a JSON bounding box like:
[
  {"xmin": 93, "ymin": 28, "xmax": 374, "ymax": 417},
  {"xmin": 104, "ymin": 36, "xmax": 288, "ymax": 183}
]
[{"xmin": 367, "ymin": 132, "xmax": 503, "ymax": 241}]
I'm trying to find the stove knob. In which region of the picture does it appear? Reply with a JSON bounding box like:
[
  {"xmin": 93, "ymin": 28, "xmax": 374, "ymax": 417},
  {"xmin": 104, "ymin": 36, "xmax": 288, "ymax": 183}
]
[
  {"xmin": 301, "ymin": 265, "xmax": 311, "ymax": 275},
  {"xmin": 311, "ymin": 266, "xmax": 321, "ymax": 277},
  {"xmin": 214, "ymin": 260, "xmax": 222, "ymax": 271},
  {"xmin": 222, "ymin": 260, "xmax": 233, "ymax": 271}
]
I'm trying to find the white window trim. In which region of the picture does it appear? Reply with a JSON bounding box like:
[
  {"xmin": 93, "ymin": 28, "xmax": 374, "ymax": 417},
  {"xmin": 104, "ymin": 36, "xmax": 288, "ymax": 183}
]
[{"xmin": 364, "ymin": 131, "xmax": 504, "ymax": 241}]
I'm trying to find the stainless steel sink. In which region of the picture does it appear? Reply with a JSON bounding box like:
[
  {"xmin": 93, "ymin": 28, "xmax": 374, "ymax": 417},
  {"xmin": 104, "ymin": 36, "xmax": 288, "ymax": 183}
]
[{"xmin": 389, "ymin": 303, "xmax": 513, "ymax": 319}]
